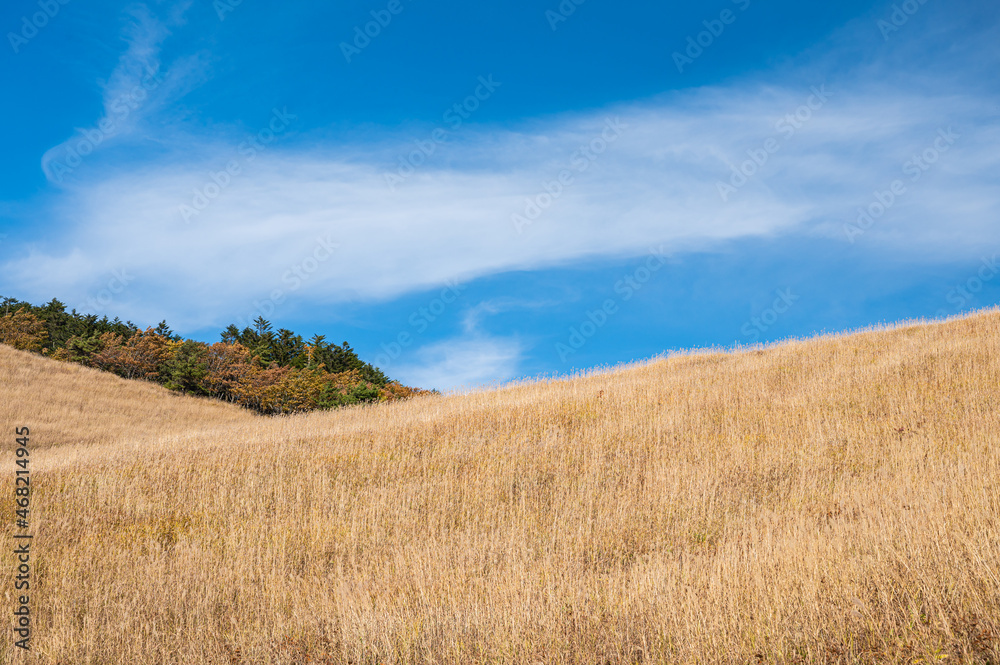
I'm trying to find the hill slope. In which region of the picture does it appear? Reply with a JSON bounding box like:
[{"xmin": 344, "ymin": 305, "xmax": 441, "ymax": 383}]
[
  {"xmin": 0, "ymin": 343, "xmax": 248, "ymax": 452},
  {"xmin": 2, "ymin": 311, "xmax": 999, "ymax": 663}
]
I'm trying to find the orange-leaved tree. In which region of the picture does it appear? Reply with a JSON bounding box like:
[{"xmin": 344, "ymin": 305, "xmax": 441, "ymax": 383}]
[
  {"xmin": 0, "ymin": 308, "xmax": 49, "ymax": 352},
  {"xmin": 89, "ymin": 329, "xmax": 173, "ymax": 381}
]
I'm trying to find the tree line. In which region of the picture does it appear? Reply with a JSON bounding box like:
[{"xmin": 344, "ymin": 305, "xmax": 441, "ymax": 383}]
[{"xmin": 0, "ymin": 296, "xmax": 427, "ymax": 414}]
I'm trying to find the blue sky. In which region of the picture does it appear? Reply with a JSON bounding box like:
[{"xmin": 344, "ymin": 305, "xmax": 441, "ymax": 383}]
[{"xmin": 1, "ymin": 0, "xmax": 998, "ymax": 390}]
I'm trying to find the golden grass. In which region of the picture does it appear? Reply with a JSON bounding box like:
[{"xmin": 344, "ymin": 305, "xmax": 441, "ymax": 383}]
[{"xmin": 2, "ymin": 310, "xmax": 999, "ymax": 664}]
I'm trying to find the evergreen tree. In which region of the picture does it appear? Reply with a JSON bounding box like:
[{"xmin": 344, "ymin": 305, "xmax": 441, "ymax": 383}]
[
  {"xmin": 250, "ymin": 316, "xmax": 275, "ymax": 365},
  {"xmin": 162, "ymin": 340, "xmax": 209, "ymax": 394},
  {"xmin": 153, "ymin": 320, "xmax": 175, "ymax": 339},
  {"xmin": 221, "ymin": 324, "xmax": 241, "ymax": 344},
  {"xmin": 1, "ymin": 294, "xmax": 417, "ymax": 414}
]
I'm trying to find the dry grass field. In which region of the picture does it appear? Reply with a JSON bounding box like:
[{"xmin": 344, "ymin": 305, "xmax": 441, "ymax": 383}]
[{"xmin": 2, "ymin": 309, "xmax": 999, "ymax": 664}]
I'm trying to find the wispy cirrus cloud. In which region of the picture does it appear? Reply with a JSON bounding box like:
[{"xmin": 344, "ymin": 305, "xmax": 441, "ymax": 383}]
[
  {"xmin": 3, "ymin": 1, "xmax": 999, "ymax": 397},
  {"xmin": 8, "ymin": 74, "xmax": 1000, "ymax": 331},
  {"xmin": 391, "ymin": 335, "xmax": 525, "ymax": 392},
  {"xmin": 39, "ymin": 3, "xmax": 203, "ymax": 184}
]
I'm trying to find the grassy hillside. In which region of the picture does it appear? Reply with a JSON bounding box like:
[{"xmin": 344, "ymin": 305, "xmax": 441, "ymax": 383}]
[{"xmin": 2, "ymin": 311, "xmax": 999, "ymax": 664}]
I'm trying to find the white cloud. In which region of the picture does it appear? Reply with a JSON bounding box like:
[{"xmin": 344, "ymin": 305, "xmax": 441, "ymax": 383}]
[
  {"xmin": 391, "ymin": 336, "xmax": 524, "ymax": 392},
  {"xmin": 39, "ymin": 3, "xmax": 198, "ymax": 184},
  {"xmin": 8, "ymin": 80, "xmax": 1000, "ymax": 331},
  {"xmin": 6, "ymin": 4, "xmax": 1000, "ymax": 339},
  {"xmin": 460, "ymin": 297, "xmax": 562, "ymax": 334}
]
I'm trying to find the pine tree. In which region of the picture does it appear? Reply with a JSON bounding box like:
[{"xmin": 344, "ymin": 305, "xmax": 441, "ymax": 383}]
[
  {"xmin": 154, "ymin": 320, "xmax": 174, "ymax": 339},
  {"xmin": 163, "ymin": 340, "xmax": 209, "ymax": 394}
]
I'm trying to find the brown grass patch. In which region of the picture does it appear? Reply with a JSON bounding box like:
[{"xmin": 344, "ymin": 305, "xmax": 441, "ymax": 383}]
[{"xmin": 1, "ymin": 311, "xmax": 998, "ymax": 663}]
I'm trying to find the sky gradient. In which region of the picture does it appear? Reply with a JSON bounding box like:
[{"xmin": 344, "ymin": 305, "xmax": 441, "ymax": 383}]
[{"xmin": 2, "ymin": 0, "xmax": 998, "ymax": 390}]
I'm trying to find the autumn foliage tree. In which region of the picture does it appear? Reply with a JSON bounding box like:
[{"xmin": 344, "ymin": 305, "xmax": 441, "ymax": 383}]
[
  {"xmin": 0, "ymin": 308, "xmax": 49, "ymax": 352},
  {"xmin": 89, "ymin": 330, "xmax": 173, "ymax": 381},
  {"xmin": 0, "ymin": 295, "xmax": 429, "ymax": 414}
]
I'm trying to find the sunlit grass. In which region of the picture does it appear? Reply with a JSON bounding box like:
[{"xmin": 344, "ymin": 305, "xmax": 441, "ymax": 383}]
[{"xmin": 1, "ymin": 310, "xmax": 998, "ymax": 663}]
